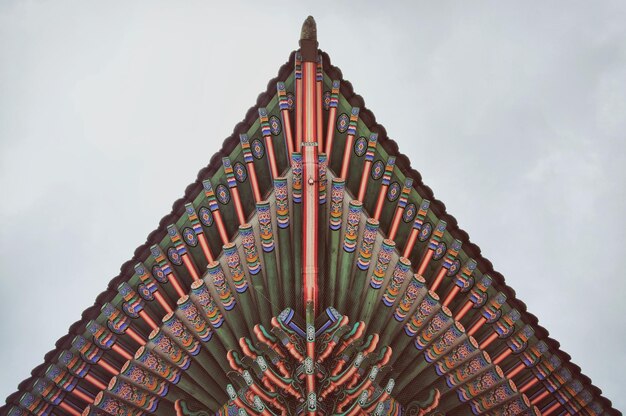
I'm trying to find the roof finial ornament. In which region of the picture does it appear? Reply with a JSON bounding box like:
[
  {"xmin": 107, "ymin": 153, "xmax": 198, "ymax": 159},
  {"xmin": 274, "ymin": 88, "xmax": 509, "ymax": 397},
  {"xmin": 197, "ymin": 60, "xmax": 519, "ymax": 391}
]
[
  {"xmin": 300, "ymin": 16, "xmax": 317, "ymax": 42},
  {"xmin": 299, "ymin": 16, "xmax": 318, "ymax": 62}
]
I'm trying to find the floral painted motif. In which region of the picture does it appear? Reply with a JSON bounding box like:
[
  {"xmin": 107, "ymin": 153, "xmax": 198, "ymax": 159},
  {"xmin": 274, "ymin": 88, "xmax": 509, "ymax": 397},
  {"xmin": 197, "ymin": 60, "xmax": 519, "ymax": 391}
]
[
  {"xmin": 414, "ymin": 306, "xmax": 454, "ymax": 350},
  {"xmin": 393, "ymin": 274, "xmax": 426, "ymax": 322},
  {"xmin": 182, "ymin": 227, "xmax": 198, "ymax": 247},
  {"xmin": 447, "ymin": 259, "xmax": 461, "ymax": 277},
  {"xmin": 424, "ymin": 322, "xmax": 465, "ymax": 363},
  {"xmin": 107, "ymin": 377, "xmax": 160, "ymax": 412},
  {"xmin": 234, "ymin": 162, "xmax": 247, "ymax": 183},
  {"xmin": 257, "ymin": 202, "xmax": 275, "ymax": 252},
  {"xmin": 444, "ymin": 352, "xmax": 491, "ymax": 388},
  {"xmin": 433, "ymin": 241, "xmax": 447, "ymax": 261},
  {"xmin": 120, "ymin": 362, "xmax": 169, "ymax": 396},
  {"xmin": 343, "ymin": 201, "xmax": 362, "ymax": 253},
  {"xmin": 251, "ymin": 139, "xmax": 265, "ymax": 159},
  {"xmin": 215, "ymin": 184, "xmax": 230, "ymax": 205},
  {"xmin": 151, "ymin": 265, "xmax": 168, "ymax": 284},
  {"xmin": 198, "ymin": 206, "xmax": 213, "ymax": 227},
  {"xmin": 371, "ymin": 160, "xmax": 384, "ymax": 180},
  {"xmin": 357, "ymin": 219, "xmax": 379, "ymax": 270},
  {"xmin": 286, "ymin": 92, "xmax": 295, "ymax": 110},
  {"xmin": 162, "ymin": 314, "xmax": 201, "ymax": 356},
  {"xmin": 403, "ymin": 293, "xmax": 439, "ymax": 337},
  {"xmin": 354, "ymin": 137, "xmax": 367, "ymax": 157},
  {"xmin": 370, "ymin": 240, "xmax": 395, "ymax": 289},
  {"xmin": 224, "ymin": 243, "xmax": 248, "ymax": 294},
  {"xmin": 274, "ymin": 178, "xmax": 289, "ymax": 228},
  {"xmin": 149, "ymin": 329, "xmax": 192, "ymax": 370},
  {"xmin": 179, "ymin": 297, "xmax": 213, "ymax": 342},
  {"xmin": 207, "ymin": 263, "xmax": 235, "ymax": 311},
  {"xmin": 269, "ymin": 115, "xmax": 282, "ymax": 136},
  {"xmin": 457, "ymin": 367, "xmax": 505, "ymax": 402},
  {"xmin": 318, "ymin": 154, "xmax": 327, "ymax": 204},
  {"xmin": 336, "ymin": 113, "xmax": 349, "ymax": 133},
  {"xmin": 418, "ymin": 222, "xmax": 433, "ymax": 242},
  {"xmin": 454, "ymin": 259, "xmax": 478, "ymax": 291},
  {"xmin": 292, "ymin": 152, "xmax": 303, "ymax": 204},
  {"xmin": 167, "ymin": 247, "xmax": 183, "ymax": 266},
  {"xmin": 434, "ymin": 337, "xmax": 479, "ymax": 376},
  {"xmin": 240, "ymin": 224, "xmax": 261, "ymax": 275},
  {"xmin": 190, "ymin": 281, "xmax": 225, "ymax": 328},
  {"xmin": 329, "ymin": 179, "xmax": 345, "ymax": 231},
  {"xmin": 134, "ymin": 347, "xmax": 181, "ymax": 383},
  {"xmin": 496, "ymin": 397, "xmax": 533, "ymax": 416},
  {"xmin": 469, "ymin": 380, "xmax": 517, "ymax": 414},
  {"xmin": 387, "ymin": 181, "xmax": 401, "ymax": 202},
  {"xmin": 94, "ymin": 394, "xmax": 144, "ymax": 416},
  {"xmin": 403, "ymin": 203, "xmax": 417, "ymax": 223},
  {"xmin": 382, "ymin": 257, "xmax": 411, "ymax": 306},
  {"xmin": 323, "ymin": 91, "xmax": 331, "ymax": 110}
]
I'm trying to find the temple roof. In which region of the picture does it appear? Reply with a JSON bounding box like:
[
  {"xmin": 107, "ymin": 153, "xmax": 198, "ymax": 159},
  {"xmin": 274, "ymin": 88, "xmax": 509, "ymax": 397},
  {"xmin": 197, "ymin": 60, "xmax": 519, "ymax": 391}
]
[{"xmin": 1, "ymin": 16, "xmax": 620, "ymax": 416}]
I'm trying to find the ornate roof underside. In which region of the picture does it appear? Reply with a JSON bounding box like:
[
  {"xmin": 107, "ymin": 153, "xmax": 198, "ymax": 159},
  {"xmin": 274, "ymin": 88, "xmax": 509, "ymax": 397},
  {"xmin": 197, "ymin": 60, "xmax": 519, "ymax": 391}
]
[{"xmin": 1, "ymin": 17, "xmax": 619, "ymax": 416}]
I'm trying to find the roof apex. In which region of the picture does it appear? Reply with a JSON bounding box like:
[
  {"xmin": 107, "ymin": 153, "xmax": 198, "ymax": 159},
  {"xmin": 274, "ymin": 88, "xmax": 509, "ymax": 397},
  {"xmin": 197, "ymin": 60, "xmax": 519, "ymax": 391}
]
[
  {"xmin": 299, "ymin": 16, "xmax": 318, "ymax": 61},
  {"xmin": 300, "ymin": 16, "xmax": 317, "ymax": 42}
]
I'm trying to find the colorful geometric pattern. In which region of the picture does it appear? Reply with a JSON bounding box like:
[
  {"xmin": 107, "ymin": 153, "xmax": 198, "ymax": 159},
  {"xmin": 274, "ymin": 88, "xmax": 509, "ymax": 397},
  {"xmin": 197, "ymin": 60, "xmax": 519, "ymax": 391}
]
[{"xmin": 3, "ymin": 16, "xmax": 617, "ymax": 416}]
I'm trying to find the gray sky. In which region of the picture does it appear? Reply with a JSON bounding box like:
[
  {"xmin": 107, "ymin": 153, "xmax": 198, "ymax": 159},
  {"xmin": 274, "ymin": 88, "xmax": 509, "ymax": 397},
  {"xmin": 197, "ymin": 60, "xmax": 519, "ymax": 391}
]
[{"xmin": 1, "ymin": 0, "xmax": 624, "ymax": 411}]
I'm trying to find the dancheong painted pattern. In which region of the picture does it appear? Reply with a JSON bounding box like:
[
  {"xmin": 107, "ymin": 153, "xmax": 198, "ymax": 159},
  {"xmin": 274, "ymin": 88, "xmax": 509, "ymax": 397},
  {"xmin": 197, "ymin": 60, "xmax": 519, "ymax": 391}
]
[{"xmin": 1, "ymin": 16, "xmax": 619, "ymax": 416}]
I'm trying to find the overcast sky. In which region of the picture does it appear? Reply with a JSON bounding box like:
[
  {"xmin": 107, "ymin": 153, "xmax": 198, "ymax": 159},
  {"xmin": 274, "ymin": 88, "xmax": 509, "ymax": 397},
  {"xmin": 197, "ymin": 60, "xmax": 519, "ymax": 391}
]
[{"xmin": 1, "ymin": 0, "xmax": 625, "ymax": 411}]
